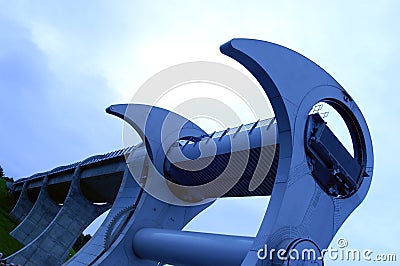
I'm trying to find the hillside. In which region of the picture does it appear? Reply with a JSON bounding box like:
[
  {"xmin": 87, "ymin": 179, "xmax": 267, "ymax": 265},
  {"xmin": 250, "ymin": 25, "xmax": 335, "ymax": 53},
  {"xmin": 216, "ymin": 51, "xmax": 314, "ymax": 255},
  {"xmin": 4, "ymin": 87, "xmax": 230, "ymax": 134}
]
[{"xmin": 0, "ymin": 179, "xmax": 24, "ymax": 256}]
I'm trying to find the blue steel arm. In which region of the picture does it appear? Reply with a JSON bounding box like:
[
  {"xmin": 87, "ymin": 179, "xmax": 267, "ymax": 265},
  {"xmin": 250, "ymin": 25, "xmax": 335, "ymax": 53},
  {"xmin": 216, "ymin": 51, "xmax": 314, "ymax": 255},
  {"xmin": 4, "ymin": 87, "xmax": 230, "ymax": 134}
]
[{"xmin": 221, "ymin": 38, "xmax": 374, "ymax": 265}]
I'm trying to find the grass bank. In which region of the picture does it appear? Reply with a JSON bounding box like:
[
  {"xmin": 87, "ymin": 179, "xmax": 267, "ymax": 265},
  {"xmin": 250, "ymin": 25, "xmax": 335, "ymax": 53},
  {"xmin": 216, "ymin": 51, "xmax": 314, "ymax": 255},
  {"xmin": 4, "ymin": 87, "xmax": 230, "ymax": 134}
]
[{"xmin": 0, "ymin": 179, "xmax": 24, "ymax": 256}]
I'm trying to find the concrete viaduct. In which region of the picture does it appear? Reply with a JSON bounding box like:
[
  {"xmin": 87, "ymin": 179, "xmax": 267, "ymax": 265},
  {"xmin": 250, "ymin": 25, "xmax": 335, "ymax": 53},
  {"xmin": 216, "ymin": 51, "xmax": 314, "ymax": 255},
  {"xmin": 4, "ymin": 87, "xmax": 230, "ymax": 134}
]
[{"xmin": 5, "ymin": 117, "xmax": 278, "ymax": 266}]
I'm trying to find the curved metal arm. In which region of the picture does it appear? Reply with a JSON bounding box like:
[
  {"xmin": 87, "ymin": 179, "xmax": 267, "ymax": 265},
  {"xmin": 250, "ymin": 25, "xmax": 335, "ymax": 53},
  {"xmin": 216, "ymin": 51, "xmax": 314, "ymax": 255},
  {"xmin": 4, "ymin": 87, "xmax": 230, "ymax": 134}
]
[
  {"xmin": 106, "ymin": 103, "xmax": 207, "ymax": 176},
  {"xmin": 221, "ymin": 38, "xmax": 374, "ymax": 265}
]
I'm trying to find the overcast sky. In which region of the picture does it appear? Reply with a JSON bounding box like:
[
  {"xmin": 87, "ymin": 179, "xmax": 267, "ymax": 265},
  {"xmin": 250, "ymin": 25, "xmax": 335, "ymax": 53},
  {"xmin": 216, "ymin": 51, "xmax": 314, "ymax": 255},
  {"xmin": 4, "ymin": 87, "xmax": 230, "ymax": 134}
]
[{"xmin": 0, "ymin": 1, "xmax": 399, "ymax": 265}]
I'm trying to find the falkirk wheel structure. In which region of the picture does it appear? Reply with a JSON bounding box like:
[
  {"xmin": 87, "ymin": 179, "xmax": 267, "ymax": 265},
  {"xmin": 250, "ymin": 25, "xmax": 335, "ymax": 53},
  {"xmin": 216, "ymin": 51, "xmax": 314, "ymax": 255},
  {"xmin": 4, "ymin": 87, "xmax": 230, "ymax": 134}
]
[{"xmin": 6, "ymin": 39, "xmax": 373, "ymax": 265}]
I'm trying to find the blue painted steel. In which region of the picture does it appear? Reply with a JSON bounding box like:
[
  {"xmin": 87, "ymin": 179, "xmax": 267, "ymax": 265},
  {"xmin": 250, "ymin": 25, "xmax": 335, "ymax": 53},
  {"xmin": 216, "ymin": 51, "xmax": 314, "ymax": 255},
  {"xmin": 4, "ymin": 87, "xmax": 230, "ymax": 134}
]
[
  {"xmin": 164, "ymin": 126, "xmax": 279, "ymax": 195},
  {"xmin": 221, "ymin": 38, "xmax": 373, "ymax": 265},
  {"xmin": 106, "ymin": 104, "xmax": 207, "ymax": 177},
  {"xmin": 133, "ymin": 228, "xmax": 254, "ymax": 266}
]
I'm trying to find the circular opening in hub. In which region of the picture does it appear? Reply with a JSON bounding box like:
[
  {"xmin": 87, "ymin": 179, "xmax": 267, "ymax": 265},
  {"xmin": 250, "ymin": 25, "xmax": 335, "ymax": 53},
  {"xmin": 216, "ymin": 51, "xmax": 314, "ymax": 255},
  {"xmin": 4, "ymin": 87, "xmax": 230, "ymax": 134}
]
[{"xmin": 306, "ymin": 101, "xmax": 364, "ymax": 198}]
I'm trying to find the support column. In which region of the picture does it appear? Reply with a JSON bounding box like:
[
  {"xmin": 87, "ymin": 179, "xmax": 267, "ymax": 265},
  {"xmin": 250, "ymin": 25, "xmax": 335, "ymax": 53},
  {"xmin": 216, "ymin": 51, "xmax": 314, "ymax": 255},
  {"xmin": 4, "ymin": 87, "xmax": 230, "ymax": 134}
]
[
  {"xmin": 6, "ymin": 166, "xmax": 109, "ymax": 266},
  {"xmin": 64, "ymin": 167, "xmax": 141, "ymax": 266},
  {"xmin": 10, "ymin": 176, "xmax": 61, "ymax": 245},
  {"xmin": 10, "ymin": 181, "xmax": 34, "ymax": 222}
]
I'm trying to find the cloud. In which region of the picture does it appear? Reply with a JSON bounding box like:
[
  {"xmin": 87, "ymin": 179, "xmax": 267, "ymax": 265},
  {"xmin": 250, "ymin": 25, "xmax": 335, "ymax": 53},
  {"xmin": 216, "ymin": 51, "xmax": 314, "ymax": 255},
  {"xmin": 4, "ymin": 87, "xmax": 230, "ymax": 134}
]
[{"xmin": 0, "ymin": 11, "xmax": 123, "ymax": 177}]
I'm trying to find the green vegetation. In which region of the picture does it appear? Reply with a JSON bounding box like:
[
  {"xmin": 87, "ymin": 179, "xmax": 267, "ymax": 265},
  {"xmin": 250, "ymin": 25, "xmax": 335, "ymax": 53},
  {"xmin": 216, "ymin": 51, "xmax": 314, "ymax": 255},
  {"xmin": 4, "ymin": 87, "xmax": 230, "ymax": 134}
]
[
  {"xmin": 66, "ymin": 248, "xmax": 76, "ymax": 260},
  {"xmin": 0, "ymin": 178, "xmax": 24, "ymax": 256},
  {"xmin": 73, "ymin": 233, "xmax": 91, "ymax": 251},
  {"xmin": 0, "ymin": 166, "xmax": 91, "ymax": 260},
  {"xmin": 65, "ymin": 233, "xmax": 92, "ymax": 261}
]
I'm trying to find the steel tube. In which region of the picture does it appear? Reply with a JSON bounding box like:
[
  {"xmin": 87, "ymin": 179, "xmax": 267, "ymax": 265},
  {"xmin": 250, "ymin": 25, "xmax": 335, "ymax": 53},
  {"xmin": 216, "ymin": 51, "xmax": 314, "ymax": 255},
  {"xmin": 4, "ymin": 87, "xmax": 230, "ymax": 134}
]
[{"xmin": 133, "ymin": 228, "xmax": 254, "ymax": 266}]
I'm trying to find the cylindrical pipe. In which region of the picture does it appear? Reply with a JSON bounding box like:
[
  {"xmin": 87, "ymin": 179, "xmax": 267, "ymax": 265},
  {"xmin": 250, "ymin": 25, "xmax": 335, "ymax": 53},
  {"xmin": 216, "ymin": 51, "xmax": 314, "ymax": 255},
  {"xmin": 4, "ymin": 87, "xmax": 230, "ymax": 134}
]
[
  {"xmin": 164, "ymin": 122, "xmax": 279, "ymax": 197},
  {"xmin": 133, "ymin": 228, "xmax": 254, "ymax": 266}
]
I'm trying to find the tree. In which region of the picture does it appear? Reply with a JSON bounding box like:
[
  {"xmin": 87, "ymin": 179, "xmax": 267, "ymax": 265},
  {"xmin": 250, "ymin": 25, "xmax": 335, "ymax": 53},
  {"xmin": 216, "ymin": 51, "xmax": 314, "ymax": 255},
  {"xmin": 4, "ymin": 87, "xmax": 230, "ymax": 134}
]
[{"xmin": 0, "ymin": 165, "xmax": 4, "ymax": 178}]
